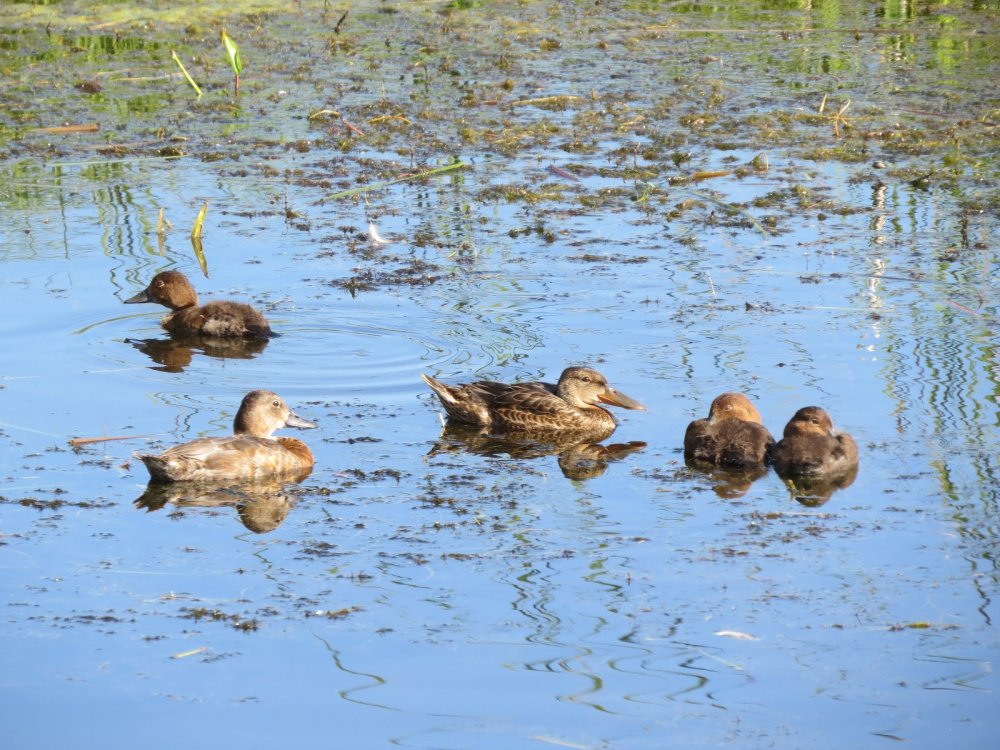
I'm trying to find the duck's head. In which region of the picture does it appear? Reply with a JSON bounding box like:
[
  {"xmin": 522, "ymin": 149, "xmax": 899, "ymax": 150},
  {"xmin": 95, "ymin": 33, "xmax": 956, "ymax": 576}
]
[
  {"xmin": 782, "ymin": 406, "xmax": 835, "ymax": 438},
  {"xmin": 234, "ymin": 390, "xmax": 317, "ymax": 438},
  {"xmin": 708, "ymin": 392, "xmax": 763, "ymax": 423},
  {"xmin": 125, "ymin": 270, "xmax": 198, "ymax": 310},
  {"xmin": 556, "ymin": 367, "xmax": 646, "ymax": 411}
]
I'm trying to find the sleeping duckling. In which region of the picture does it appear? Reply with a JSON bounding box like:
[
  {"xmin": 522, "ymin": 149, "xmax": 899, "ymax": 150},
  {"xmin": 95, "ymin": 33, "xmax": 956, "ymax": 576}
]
[
  {"xmin": 769, "ymin": 406, "xmax": 858, "ymax": 478},
  {"xmin": 684, "ymin": 392, "xmax": 774, "ymax": 468}
]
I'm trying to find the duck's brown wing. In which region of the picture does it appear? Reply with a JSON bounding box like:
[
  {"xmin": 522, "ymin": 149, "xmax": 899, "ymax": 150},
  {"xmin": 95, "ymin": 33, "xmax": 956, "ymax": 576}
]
[
  {"xmin": 771, "ymin": 434, "xmax": 845, "ymax": 477},
  {"xmin": 815, "ymin": 433, "xmax": 860, "ymax": 476},
  {"xmin": 717, "ymin": 421, "xmax": 774, "ymax": 467},
  {"xmin": 683, "ymin": 418, "xmax": 714, "ymax": 461},
  {"xmin": 686, "ymin": 418, "xmax": 773, "ymax": 467},
  {"xmin": 137, "ymin": 436, "xmax": 294, "ymax": 483},
  {"xmin": 199, "ymin": 301, "xmax": 272, "ymax": 338},
  {"xmin": 491, "ymin": 383, "xmax": 614, "ymax": 434}
]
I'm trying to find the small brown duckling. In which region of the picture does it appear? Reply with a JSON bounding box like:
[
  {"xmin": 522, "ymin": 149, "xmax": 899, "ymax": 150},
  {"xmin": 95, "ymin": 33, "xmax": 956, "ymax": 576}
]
[
  {"xmin": 125, "ymin": 270, "xmax": 272, "ymax": 339},
  {"xmin": 136, "ymin": 390, "xmax": 316, "ymax": 483},
  {"xmin": 684, "ymin": 392, "xmax": 774, "ymax": 468},
  {"xmin": 769, "ymin": 406, "xmax": 858, "ymax": 478},
  {"xmin": 421, "ymin": 366, "xmax": 646, "ymax": 439}
]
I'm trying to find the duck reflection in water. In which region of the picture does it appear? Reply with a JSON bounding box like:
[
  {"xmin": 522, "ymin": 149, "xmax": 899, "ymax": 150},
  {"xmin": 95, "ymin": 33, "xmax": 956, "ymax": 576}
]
[
  {"xmin": 426, "ymin": 423, "xmax": 646, "ymax": 481},
  {"xmin": 779, "ymin": 465, "xmax": 858, "ymax": 507},
  {"xmin": 134, "ymin": 468, "xmax": 311, "ymax": 534},
  {"xmin": 690, "ymin": 463, "xmax": 771, "ymax": 500},
  {"xmin": 126, "ymin": 333, "xmax": 269, "ymax": 373}
]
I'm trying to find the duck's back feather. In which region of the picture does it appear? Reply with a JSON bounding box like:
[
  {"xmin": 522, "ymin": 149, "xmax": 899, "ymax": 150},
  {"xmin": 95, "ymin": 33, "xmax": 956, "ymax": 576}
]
[
  {"xmin": 684, "ymin": 418, "xmax": 774, "ymax": 468},
  {"xmin": 770, "ymin": 433, "xmax": 858, "ymax": 477},
  {"xmin": 137, "ymin": 434, "xmax": 313, "ymax": 483},
  {"xmin": 164, "ymin": 301, "xmax": 271, "ymax": 339},
  {"xmin": 492, "ymin": 385, "xmax": 615, "ymax": 435}
]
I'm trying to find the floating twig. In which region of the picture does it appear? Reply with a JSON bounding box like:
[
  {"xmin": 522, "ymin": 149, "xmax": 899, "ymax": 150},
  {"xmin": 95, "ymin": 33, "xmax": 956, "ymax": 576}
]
[
  {"xmin": 547, "ymin": 164, "xmax": 580, "ymax": 182},
  {"xmin": 833, "ymin": 98, "xmax": 851, "ymax": 137},
  {"xmin": 510, "ymin": 95, "xmax": 582, "ymax": 107},
  {"xmin": 334, "ymin": 10, "xmax": 349, "ymax": 34},
  {"xmin": 307, "ymin": 108, "xmax": 341, "ymax": 121},
  {"xmin": 368, "ymin": 114, "xmax": 413, "ymax": 126},
  {"xmin": 691, "ymin": 169, "xmax": 731, "ymax": 181},
  {"xmin": 945, "ymin": 299, "xmax": 983, "ymax": 317},
  {"xmin": 34, "ymin": 123, "xmax": 99, "ymax": 134},
  {"xmin": 68, "ymin": 434, "xmax": 153, "ymax": 447},
  {"xmin": 171, "ymin": 647, "xmax": 209, "ymax": 659}
]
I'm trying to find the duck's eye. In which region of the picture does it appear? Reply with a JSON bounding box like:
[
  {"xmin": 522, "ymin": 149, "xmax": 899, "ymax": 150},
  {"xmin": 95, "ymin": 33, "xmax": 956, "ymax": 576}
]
[
  {"xmin": 156, "ymin": 280, "xmax": 164, "ymax": 288},
  {"xmin": 272, "ymin": 400, "xmax": 281, "ymax": 408}
]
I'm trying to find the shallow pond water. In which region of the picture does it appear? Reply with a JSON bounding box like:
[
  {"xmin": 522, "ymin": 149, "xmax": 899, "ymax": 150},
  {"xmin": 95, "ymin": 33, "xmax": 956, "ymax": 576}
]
[{"xmin": 2, "ymin": 1, "xmax": 999, "ymax": 748}]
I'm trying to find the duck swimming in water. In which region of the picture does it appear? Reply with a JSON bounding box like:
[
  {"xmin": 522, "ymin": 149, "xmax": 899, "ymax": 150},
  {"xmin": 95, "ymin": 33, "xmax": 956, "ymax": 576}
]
[
  {"xmin": 136, "ymin": 390, "xmax": 316, "ymax": 483},
  {"xmin": 769, "ymin": 406, "xmax": 858, "ymax": 478},
  {"xmin": 684, "ymin": 392, "xmax": 774, "ymax": 468},
  {"xmin": 124, "ymin": 270, "xmax": 272, "ymax": 339},
  {"xmin": 420, "ymin": 366, "xmax": 646, "ymax": 439}
]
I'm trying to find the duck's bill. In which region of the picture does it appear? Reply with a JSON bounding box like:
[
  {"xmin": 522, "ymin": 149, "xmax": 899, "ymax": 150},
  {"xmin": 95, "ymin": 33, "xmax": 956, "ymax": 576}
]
[
  {"xmin": 285, "ymin": 412, "xmax": 318, "ymax": 429},
  {"xmin": 124, "ymin": 289, "xmax": 151, "ymax": 304},
  {"xmin": 598, "ymin": 388, "xmax": 646, "ymax": 411}
]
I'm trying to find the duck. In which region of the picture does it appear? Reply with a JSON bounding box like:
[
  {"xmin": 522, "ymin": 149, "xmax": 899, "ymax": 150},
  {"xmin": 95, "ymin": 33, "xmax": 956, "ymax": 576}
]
[
  {"xmin": 684, "ymin": 392, "xmax": 774, "ymax": 468},
  {"xmin": 420, "ymin": 366, "xmax": 646, "ymax": 439},
  {"xmin": 135, "ymin": 390, "xmax": 316, "ymax": 483},
  {"xmin": 769, "ymin": 406, "xmax": 858, "ymax": 478},
  {"xmin": 124, "ymin": 269, "xmax": 272, "ymax": 339}
]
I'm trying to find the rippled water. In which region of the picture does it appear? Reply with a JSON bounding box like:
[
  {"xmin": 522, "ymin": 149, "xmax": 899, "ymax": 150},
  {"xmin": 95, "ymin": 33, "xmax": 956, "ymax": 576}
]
[{"xmin": 2, "ymin": 1, "xmax": 998, "ymax": 747}]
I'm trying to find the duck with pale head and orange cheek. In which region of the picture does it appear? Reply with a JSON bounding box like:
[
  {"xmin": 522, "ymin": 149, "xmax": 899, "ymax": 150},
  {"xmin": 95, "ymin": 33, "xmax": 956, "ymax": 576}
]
[{"xmin": 135, "ymin": 390, "xmax": 316, "ymax": 484}]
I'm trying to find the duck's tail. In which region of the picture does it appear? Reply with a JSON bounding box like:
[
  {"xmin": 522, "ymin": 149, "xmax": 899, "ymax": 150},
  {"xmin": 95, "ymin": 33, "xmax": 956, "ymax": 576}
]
[
  {"xmin": 419, "ymin": 373, "xmax": 494, "ymax": 427},
  {"xmin": 134, "ymin": 451, "xmax": 173, "ymax": 484},
  {"xmin": 420, "ymin": 373, "xmax": 458, "ymax": 405}
]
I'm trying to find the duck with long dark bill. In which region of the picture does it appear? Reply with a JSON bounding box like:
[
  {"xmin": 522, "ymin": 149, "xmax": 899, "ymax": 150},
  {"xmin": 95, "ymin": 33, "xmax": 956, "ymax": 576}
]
[
  {"xmin": 421, "ymin": 366, "xmax": 646, "ymax": 440},
  {"xmin": 684, "ymin": 392, "xmax": 774, "ymax": 469},
  {"xmin": 769, "ymin": 406, "xmax": 858, "ymax": 479},
  {"xmin": 124, "ymin": 270, "xmax": 272, "ymax": 339},
  {"xmin": 135, "ymin": 390, "xmax": 316, "ymax": 483}
]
